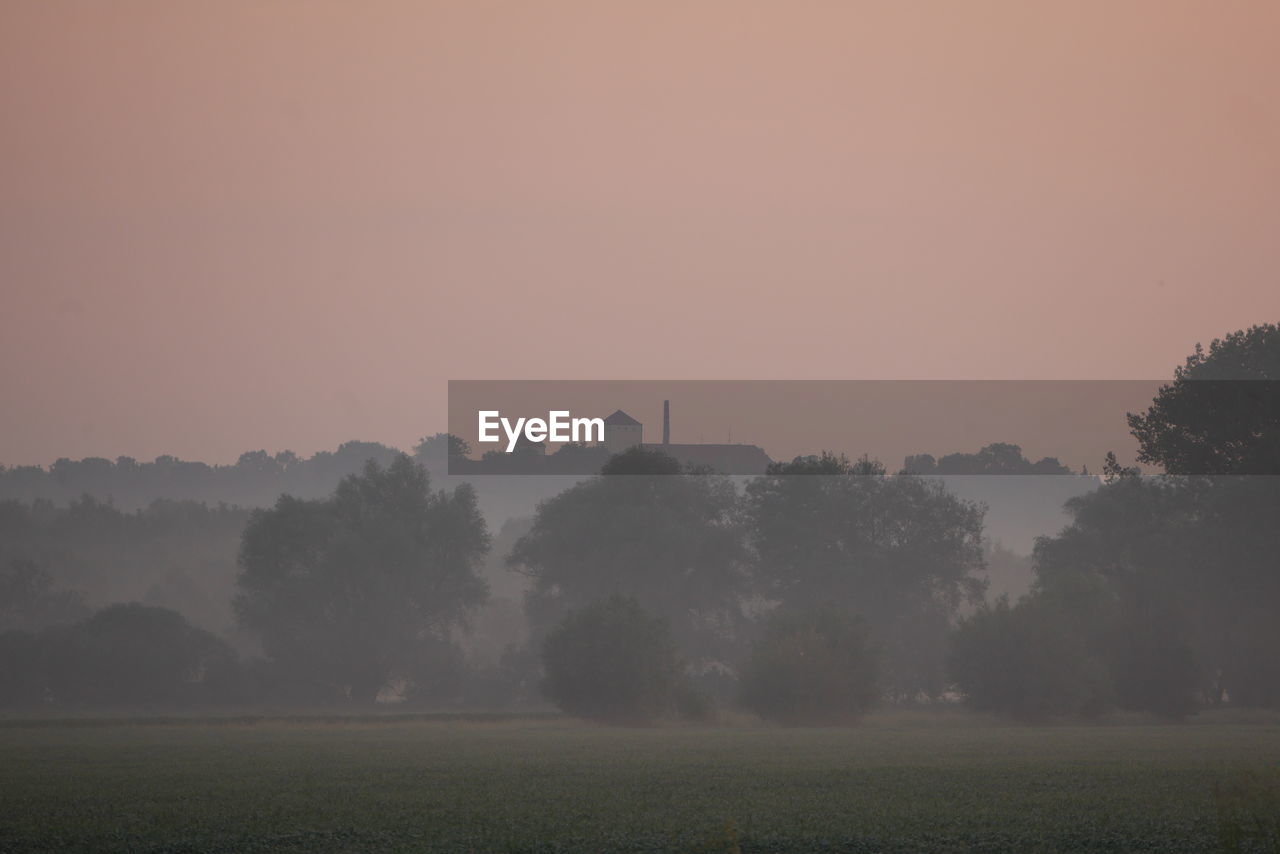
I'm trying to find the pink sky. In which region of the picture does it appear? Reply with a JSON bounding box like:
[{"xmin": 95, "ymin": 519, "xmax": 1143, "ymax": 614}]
[{"xmin": 2, "ymin": 1, "xmax": 1278, "ymax": 466}]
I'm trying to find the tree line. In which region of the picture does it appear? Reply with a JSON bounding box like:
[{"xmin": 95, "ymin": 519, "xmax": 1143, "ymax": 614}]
[
  {"xmin": 0, "ymin": 441, "xmax": 406, "ymax": 510},
  {"xmin": 1, "ymin": 324, "xmax": 1276, "ymax": 723}
]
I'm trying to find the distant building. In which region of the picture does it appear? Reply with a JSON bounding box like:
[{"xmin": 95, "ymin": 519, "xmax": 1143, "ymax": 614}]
[
  {"xmin": 621, "ymin": 401, "xmax": 773, "ymax": 474},
  {"xmin": 462, "ymin": 402, "xmax": 773, "ymax": 475},
  {"xmin": 603, "ymin": 410, "xmax": 643, "ymax": 453}
]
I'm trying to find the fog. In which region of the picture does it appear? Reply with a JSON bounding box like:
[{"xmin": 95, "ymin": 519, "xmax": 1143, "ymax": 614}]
[{"xmin": 3, "ymin": 331, "xmax": 1278, "ymax": 720}]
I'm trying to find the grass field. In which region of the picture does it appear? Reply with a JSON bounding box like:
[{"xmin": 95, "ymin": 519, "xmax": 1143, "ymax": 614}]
[{"xmin": 2, "ymin": 711, "xmax": 1279, "ymax": 853}]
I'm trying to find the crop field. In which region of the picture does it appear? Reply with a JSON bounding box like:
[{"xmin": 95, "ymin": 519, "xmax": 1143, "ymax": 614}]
[{"xmin": 2, "ymin": 711, "xmax": 1279, "ymax": 853}]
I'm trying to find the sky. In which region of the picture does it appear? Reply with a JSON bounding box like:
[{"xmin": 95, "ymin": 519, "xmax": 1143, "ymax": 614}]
[{"xmin": 2, "ymin": 1, "xmax": 1278, "ymax": 466}]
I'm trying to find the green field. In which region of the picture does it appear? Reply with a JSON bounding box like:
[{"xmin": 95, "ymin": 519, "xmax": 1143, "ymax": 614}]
[{"xmin": 2, "ymin": 712, "xmax": 1279, "ymax": 853}]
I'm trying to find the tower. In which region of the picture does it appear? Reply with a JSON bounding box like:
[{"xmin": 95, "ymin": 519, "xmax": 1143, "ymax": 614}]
[
  {"xmin": 663, "ymin": 400, "xmax": 670, "ymax": 445},
  {"xmin": 603, "ymin": 410, "xmax": 643, "ymax": 453}
]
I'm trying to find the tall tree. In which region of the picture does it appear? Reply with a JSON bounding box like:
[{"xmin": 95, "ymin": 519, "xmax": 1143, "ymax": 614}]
[
  {"xmin": 1128, "ymin": 323, "xmax": 1280, "ymax": 474},
  {"xmin": 235, "ymin": 455, "xmax": 488, "ymax": 703},
  {"xmin": 962, "ymin": 328, "xmax": 1280, "ymax": 716},
  {"xmin": 0, "ymin": 558, "xmax": 88, "ymax": 633},
  {"xmin": 44, "ymin": 604, "xmax": 238, "ymax": 708},
  {"xmin": 413, "ymin": 433, "xmax": 471, "ymax": 474},
  {"xmin": 1027, "ymin": 476, "xmax": 1209, "ymax": 716},
  {"xmin": 745, "ymin": 453, "xmax": 986, "ymax": 700},
  {"xmin": 508, "ymin": 448, "xmax": 748, "ymax": 662},
  {"xmin": 1030, "ymin": 473, "xmax": 1280, "ymax": 710},
  {"xmin": 541, "ymin": 596, "xmax": 679, "ymax": 724}
]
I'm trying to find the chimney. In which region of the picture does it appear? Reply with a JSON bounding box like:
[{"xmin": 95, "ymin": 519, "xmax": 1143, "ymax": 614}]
[{"xmin": 662, "ymin": 400, "xmax": 670, "ymax": 445}]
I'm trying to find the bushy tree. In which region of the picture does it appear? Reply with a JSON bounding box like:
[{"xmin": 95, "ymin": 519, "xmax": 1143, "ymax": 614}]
[
  {"xmin": 949, "ymin": 595, "xmax": 1113, "ymax": 719},
  {"xmin": 1001, "ymin": 324, "xmax": 1280, "ymax": 714},
  {"xmin": 1106, "ymin": 597, "xmax": 1201, "ymax": 718},
  {"xmin": 235, "ymin": 455, "xmax": 488, "ymax": 703},
  {"xmin": 956, "ymin": 469, "xmax": 1273, "ymax": 719},
  {"xmin": 2, "ymin": 604, "xmax": 240, "ymax": 708},
  {"xmin": 950, "ymin": 583, "xmax": 1204, "ymax": 720},
  {"xmin": 1032, "ymin": 475, "xmax": 1230, "ymax": 714},
  {"xmin": 413, "ymin": 433, "xmax": 471, "ymax": 474},
  {"xmin": 0, "ymin": 497, "xmax": 249, "ymax": 633},
  {"xmin": 599, "ymin": 445, "xmax": 684, "ymax": 475},
  {"xmin": 1194, "ymin": 475, "xmax": 1280, "ymax": 707},
  {"xmin": 745, "ymin": 453, "xmax": 986, "ymax": 700},
  {"xmin": 740, "ymin": 608, "xmax": 878, "ymax": 725},
  {"xmin": 0, "ymin": 558, "xmax": 88, "ymax": 632},
  {"xmin": 1128, "ymin": 323, "xmax": 1280, "ymax": 475},
  {"xmin": 510, "ymin": 450, "xmax": 747, "ymax": 663},
  {"xmin": 541, "ymin": 596, "xmax": 678, "ymax": 724}
]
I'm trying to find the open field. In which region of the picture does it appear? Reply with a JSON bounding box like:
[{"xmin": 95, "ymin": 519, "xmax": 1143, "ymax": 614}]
[{"xmin": 2, "ymin": 711, "xmax": 1279, "ymax": 853}]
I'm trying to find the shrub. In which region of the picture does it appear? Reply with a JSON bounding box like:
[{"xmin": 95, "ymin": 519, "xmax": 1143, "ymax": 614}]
[
  {"xmin": 0, "ymin": 604, "xmax": 243, "ymax": 709},
  {"xmin": 950, "ymin": 584, "xmax": 1206, "ymax": 721},
  {"xmin": 948, "ymin": 596, "xmax": 1113, "ymax": 719},
  {"xmin": 740, "ymin": 608, "xmax": 878, "ymax": 725},
  {"xmin": 56, "ymin": 604, "xmax": 239, "ymax": 707},
  {"xmin": 1107, "ymin": 602, "xmax": 1202, "ymax": 719},
  {"xmin": 541, "ymin": 596, "xmax": 678, "ymax": 724}
]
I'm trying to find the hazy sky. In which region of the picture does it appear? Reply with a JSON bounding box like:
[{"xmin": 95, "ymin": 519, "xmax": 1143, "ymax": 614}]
[{"xmin": 3, "ymin": 1, "xmax": 1277, "ymax": 466}]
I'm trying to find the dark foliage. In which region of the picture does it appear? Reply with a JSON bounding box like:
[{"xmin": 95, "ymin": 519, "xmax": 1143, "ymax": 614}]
[
  {"xmin": 949, "ymin": 596, "xmax": 1114, "ymax": 719},
  {"xmin": 745, "ymin": 452, "xmax": 986, "ymax": 700},
  {"xmin": 541, "ymin": 596, "xmax": 679, "ymax": 724},
  {"xmin": 1128, "ymin": 323, "xmax": 1280, "ymax": 475},
  {"xmin": 0, "ymin": 604, "xmax": 238, "ymax": 709},
  {"xmin": 0, "ymin": 441, "xmax": 404, "ymax": 510},
  {"xmin": 740, "ymin": 608, "xmax": 879, "ymax": 725},
  {"xmin": 600, "ymin": 446, "xmax": 685, "ymax": 475},
  {"xmin": 0, "ymin": 557, "xmax": 89, "ymax": 632},
  {"xmin": 235, "ymin": 455, "xmax": 488, "ymax": 704},
  {"xmin": 903, "ymin": 442, "xmax": 1074, "ymax": 475},
  {"xmin": 510, "ymin": 451, "xmax": 748, "ymax": 663},
  {"xmin": 0, "ymin": 496, "xmax": 249, "ymax": 632}
]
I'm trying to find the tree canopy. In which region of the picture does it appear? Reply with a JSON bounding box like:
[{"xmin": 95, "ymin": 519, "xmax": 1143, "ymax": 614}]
[
  {"xmin": 541, "ymin": 595, "xmax": 679, "ymax": 724},
  {"xmin": 1128, "ymin": 323, "xmax": 1280, "ymax": 474},
  {"xmin": 508, "ymin": 449, "xmax": 748, "ymax": 662},
  {"xmin": 234, "ymin": 454, "xmax": 489, "ymax": 703},
  {"xmin": 745, "ymin": 452, "xmax": 987, "ymax": 699},
  {"xmin": 740, "ymin": 607, "xmax": 879, "ymax": 725}
]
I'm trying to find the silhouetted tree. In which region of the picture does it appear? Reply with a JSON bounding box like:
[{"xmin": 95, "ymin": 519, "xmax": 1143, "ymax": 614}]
[
  {"xmin": 600, "ymin": 445, "xmax": 684, "ymax": 475},
  {"xmin": 949, "ymin": 595, "xmax": 1113, "ymax": 719},
  {"xmin": 1101, "ymin": 450, "xmax": 1141, "ymax": 480},
  {"xmin": 903, "ymin": 443, "xmax": 1073, "ymax": 475},
  {"xmin": 413, "ymin": 433, "xmax": 472, "ymax": 473},
  {"xmin": 235, "ymin": 455, "xmax": 489, "ymax": 703},
  {"xmin": 740, "ymin": 608, "xmax": 878, "ymax": 725},
  {"xmin": 42, "ymin": 604, "xmax": 237, "ymax": 708},
  {"xmin": 509, "ymin": 450, "xmax": 748, "ymax": 662},
  {"xmin": 1030, "ymin": 476, "xmax": 1210, "ymax": 715},
  {"xmin": 1002, "ymin": 470, "xmax": 1280, "ymax": 715},
  {"xmin": 541, "ymin": 596, "xmax": 678, "ymax": 724},
  {"xmin": 0, "ymin": 440, "xmax": 404, "ymax": 509},
  {"xmin": 1128, "ymin": 323, "xmax": 1280, "ymax": 475},
  {"xmin": 0, "ymin": 558, "xmax": 88, "ymax": 632},
  {"xmin": 745, "ymin": 452, "xmax": 986, "ymax": 700},
  {"xmin": 0, "ymin": 497, "xmax": 247, "ymax": 632}
]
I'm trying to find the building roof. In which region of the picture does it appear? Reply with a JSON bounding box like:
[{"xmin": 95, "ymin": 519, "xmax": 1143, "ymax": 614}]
[{"xmin": 603, "ymin": 409, "xmax": 642, "ymax": 426}]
